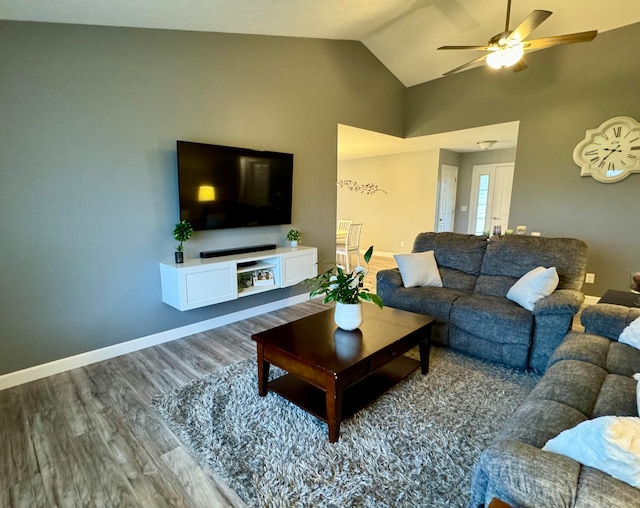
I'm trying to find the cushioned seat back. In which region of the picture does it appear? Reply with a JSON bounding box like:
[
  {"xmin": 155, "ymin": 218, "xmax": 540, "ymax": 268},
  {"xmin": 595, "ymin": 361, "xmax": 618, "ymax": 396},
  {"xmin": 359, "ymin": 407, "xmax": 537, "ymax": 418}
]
[
  {"xmin": 412, "ymin": 232, "xmax": 488, "ymax": 292},
  {"xmin": 475, "ymin": 235, "xmax": 588, "ymax": 297}
]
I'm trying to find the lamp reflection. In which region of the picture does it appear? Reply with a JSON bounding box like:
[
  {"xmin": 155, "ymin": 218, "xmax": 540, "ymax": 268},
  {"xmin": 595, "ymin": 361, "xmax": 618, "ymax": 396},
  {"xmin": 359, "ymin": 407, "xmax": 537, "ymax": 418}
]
[{"xmin": 197, "ymin": 185, "xmax": 216, "ymax": 202}]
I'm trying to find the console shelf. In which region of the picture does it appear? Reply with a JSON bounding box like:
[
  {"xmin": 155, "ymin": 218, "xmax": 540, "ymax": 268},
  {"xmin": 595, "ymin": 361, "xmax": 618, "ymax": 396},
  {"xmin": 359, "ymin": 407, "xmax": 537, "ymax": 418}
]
[{"xmin": 159, "ymin": 246, "xmax": 317, "ymax": 311}]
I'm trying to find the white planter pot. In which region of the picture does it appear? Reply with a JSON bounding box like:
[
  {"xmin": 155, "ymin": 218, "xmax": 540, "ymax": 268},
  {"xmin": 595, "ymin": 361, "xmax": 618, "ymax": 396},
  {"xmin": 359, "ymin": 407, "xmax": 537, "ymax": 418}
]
[
  {"xmin": 334, "ymin": 302, "xmax": 363, "ymax": 331},
  {"xmin": 290, "ymin": 240, "xmax": 298, "ymax": 248}
]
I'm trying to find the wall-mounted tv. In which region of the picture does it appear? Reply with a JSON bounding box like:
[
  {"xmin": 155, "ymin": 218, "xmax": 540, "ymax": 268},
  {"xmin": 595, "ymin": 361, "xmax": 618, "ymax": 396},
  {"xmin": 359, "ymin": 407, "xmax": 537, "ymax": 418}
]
[{"xmin": 176, "ymin": 140, "xmax": 293, "ymax": 231}]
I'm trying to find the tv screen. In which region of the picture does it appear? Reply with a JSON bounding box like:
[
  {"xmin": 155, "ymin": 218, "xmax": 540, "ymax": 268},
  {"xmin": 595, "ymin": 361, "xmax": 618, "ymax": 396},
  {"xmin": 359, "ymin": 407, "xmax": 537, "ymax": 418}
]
[{"xmin": 176, "ymin": 141, "xmax": 293, "ymax": 231}]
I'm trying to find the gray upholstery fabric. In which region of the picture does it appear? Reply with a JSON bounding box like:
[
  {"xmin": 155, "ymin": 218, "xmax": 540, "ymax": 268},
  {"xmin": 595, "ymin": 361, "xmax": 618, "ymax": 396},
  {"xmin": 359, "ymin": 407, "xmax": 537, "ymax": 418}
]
[
  {"xmin": 574, "ymin": 468, "xmax": 640, "ymax": 508},
  {"xmin": 412, "ymin": 232, "xmax": 488, "ymax": 276},
  {"xmin": 529, "ymin": 313, "xmax": 576, "ymax": 372},
  {"xmin": 470, "ymin": 440, "xmax": 581, "ymax": 508},
  {"xmin": 377, "ymin": 232, "xmax": 588, "ymax": 371},
  {"xmin": 448, "ymin": 325, "xmax": 530, "ymax": 369},
  {"xmin": 477, "ymin": 235, "xmax": 588, "ymax": 292},
  {"xmin": 470, "ymin": 304, "xmax": 640, "ymax": 508},
  {"xmin": 591, "ymin": 375, "xmax": 637, "ymax": 417},
  {"xmin": 451, "ymin": 295, "xmax": 532, "ymax": 345},
  {"xmin": 581, "ymin": 303, "xmax": 640, "ymax": 340}
]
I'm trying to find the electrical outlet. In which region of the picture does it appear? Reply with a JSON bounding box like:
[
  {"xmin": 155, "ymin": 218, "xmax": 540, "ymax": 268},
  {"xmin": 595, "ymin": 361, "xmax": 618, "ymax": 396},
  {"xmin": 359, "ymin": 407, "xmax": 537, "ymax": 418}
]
[
  {"xmin": 461, "ymin": 205, "xmax": 468, "ymax": 212},
  {"xmin": 585, "ymin": 273, "xmax": 595, "ymax": 284},
  {"xmin": 400, "ymin": 241, "xmax": 405, "ymax": 247}
]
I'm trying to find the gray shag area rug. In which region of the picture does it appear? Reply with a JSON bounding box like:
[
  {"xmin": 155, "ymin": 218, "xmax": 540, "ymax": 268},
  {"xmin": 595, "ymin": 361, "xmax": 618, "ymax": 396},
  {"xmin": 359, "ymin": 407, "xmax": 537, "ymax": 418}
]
[{"xmin": 152, "ymin": 347, "xmax": 539, "ymax": 507}]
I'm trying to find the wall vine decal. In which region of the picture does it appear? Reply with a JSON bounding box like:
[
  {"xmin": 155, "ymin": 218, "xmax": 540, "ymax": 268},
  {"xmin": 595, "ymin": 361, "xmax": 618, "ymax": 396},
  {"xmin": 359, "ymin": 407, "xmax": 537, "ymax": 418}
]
[{"xmin": 337, "ymin": 179, "xmax": 388, "ymax": 195}]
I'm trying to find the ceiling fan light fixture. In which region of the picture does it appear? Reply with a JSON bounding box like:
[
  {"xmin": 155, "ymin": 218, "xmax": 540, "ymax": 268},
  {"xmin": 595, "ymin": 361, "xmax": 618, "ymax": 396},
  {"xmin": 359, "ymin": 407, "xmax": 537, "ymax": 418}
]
[
  {"xmin": 486, "ymin": 45, "xmax": 524, "ymax": 69},
  {"xmin": 477, "ymin": 140, "xmax": 497, "ymax": 150}
]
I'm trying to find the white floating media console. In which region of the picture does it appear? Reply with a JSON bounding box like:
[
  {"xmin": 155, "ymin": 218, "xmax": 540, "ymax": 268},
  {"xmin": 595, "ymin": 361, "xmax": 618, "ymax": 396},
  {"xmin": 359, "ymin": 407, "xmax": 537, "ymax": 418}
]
[{"xmin": 160, "ymin": 246, "xmax": 318, "ymax": 311}]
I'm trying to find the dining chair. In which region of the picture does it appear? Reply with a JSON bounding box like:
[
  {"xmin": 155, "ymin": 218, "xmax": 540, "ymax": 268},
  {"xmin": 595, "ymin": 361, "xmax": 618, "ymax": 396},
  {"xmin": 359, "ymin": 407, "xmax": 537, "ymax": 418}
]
[{"xmin": 336, "ymin": 223, "xmax": 362, "ymax": 271}]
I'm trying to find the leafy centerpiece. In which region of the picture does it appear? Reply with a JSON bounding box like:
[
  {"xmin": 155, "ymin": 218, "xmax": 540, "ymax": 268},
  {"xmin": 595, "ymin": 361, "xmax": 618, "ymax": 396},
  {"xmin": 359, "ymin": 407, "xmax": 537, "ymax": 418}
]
[
  {"xmin": 306, "ymin": 246, "xmax": 383, "ymax": 331},
  {"xmin": 286, "ymin": 228, "xmax": 301, "ymax": 247},
  {"xmin": 173, "ymin": 220, "xmax": 193, "ymax": 264}
]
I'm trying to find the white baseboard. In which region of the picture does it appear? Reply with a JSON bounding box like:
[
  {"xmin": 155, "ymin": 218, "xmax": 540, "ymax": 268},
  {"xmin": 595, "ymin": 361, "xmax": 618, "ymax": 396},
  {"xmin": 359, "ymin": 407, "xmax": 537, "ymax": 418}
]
[{"xmin": 0, "ymin": 293, "xmax": 310, "ymax": 392}]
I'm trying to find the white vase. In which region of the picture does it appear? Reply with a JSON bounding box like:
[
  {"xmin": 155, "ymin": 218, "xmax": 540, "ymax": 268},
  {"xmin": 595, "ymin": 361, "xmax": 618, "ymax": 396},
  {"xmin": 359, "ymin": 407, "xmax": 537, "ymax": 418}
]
[
  {"xmin": 334, "ymin": 302, "xmax": 363, "ymax": 331},
  {"xmin": 290, "ymin": 240, "xmax": 298, "ymax": 248}
]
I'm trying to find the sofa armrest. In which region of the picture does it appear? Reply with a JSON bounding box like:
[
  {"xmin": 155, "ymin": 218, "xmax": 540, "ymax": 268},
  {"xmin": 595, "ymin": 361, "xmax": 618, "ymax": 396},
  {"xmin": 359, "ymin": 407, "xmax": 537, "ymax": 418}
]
[
  {"xmin": 471, "ymin": 440, "xmax": 580, "ymax": 508},
  {"xmin": 532, "ymin": 289, "xmax": 584, "ymax": 316},
  {"xmin": 376, "ymin": 268, "xmax": 404, "ymax": 291},
  {"xmin": 580, "ymin": 304, "xmax": 640, "ymax": 341}
]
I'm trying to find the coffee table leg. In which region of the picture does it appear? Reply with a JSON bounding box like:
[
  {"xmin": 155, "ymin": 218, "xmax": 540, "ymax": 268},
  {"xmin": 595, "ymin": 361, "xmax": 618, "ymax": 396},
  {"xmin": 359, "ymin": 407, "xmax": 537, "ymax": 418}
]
[
  {"xmin": 419, "ymin": 339, "xmax": 430, "ymax": 375},
  {"xmin": 326, "ymin": 382, "xmax": 343, "ymax": 443},
  {"xmin": 257, "ymin": 344, "xmax": 270, "ymax": 396}
]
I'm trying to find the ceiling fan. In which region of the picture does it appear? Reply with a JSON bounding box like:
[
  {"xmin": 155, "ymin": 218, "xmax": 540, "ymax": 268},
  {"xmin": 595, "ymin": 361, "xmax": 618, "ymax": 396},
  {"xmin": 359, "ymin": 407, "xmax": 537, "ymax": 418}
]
[{"xmin": 437, "ymin": 0, "xmax": 598, "ymax": 76}]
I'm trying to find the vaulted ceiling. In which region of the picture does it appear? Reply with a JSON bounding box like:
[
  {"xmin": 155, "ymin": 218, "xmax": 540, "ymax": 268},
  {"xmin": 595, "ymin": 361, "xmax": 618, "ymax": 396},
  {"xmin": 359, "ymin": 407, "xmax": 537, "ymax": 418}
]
[{"xmin": 3, "ymin": 0, "xmax": 640, "ymax": 87}]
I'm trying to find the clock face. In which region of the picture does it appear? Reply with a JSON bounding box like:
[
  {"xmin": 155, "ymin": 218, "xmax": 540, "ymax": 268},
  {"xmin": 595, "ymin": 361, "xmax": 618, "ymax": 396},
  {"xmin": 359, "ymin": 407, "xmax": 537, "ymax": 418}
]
[
  {"xmin": 580, "ymin": 123, "xmax": 640, "ymax": 174},
  {"xmin": 573, "ymin": 116, "xmax": 640, "ymax": 182}
]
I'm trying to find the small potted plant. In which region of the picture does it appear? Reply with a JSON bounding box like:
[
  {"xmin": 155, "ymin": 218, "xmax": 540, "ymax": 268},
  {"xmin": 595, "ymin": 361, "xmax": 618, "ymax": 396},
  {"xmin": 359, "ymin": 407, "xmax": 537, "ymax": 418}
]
[
  {"xmin": 305, "ymin": 246, "xmax": 383, "ymax": 331},
  {"xmin": 173, "ymin": 220, "xmax": 193, "ymax": 263},
  {"xmin": 286, "ymin": 228, "xmax": 301, "ymax": 247}
]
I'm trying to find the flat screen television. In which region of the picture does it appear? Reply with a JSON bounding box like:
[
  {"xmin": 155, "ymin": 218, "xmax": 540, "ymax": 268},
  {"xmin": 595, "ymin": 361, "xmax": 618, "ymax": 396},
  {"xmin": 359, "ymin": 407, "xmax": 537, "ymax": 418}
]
[{"xmin": 176, "ymin": 140, "xmax": 293, "ymax": 231}]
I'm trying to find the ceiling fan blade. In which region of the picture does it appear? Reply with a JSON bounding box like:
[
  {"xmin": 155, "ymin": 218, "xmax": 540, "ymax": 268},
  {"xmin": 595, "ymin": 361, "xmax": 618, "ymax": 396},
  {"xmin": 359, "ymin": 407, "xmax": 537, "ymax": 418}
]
[
  {"xmin": 523, "ymin": 30, "xmax": 598, "ymax": 50},
  {"xmin": 505, "ymin": 10, "xmax": 552, "ymax": 44},
  {"xmin": 442, "ymin": 54, "xmax": 487, "ymax": 76},
  {"xmin": 438, "ymin": 45, "xmax": 490, "ymax": 51}
]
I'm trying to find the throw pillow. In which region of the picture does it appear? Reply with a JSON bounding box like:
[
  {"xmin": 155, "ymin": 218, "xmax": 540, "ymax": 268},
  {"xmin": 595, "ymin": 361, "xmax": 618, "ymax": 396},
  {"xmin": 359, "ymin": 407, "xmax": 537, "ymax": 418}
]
[
  {"xmin": 635, "ymin": 374, "xmax": 640, "ymax": 417},
  {"xmin": 542, "ymin": 416, "xmax": 640, "ymax": 488},
  {"xmin": 506, "ymin": 266, "xmax": 559, "ymax": 311},
  {"xmin": 394, "ymin": 251, "xmax": 443, "ymax": 288},
  {"xmin": 620, "ymin": 317, "xmax": 640, "ymax": 349}
]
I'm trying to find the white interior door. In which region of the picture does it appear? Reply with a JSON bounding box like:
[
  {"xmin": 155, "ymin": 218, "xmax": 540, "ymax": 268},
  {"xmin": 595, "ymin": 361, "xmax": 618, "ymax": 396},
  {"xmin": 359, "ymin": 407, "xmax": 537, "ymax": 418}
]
[
  {"xmin": 436, "ymin": 165, "xmax": 458, "ymax": 232},
  {"xmin": 468, "ymin": 163, "xmax": 515, "ymax": 235}
]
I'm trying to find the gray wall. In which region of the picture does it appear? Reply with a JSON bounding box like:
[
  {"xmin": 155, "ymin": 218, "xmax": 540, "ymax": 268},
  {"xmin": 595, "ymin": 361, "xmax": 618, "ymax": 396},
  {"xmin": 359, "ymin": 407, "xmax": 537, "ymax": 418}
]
[
  {"xmin": 453, "ymin": 148, "xmax": 517, "ymax": 233},
  {"xmin": 406, "ymin": 22, "xmax": 640, "ymax": 296},
  {"xmin": 0, "ymin": 22, "xmax": 404, "ymax": 375}
]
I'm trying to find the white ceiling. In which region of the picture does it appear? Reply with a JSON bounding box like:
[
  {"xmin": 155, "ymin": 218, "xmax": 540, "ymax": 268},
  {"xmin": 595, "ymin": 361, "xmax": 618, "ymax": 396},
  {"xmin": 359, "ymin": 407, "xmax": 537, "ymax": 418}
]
[
  {"xmin": 2, "ymin": 0, "xmax": 639, "ymax": 87},
  {"xmin": 338, "ymin": 122, "xmax": 520, "ymax": 161}
]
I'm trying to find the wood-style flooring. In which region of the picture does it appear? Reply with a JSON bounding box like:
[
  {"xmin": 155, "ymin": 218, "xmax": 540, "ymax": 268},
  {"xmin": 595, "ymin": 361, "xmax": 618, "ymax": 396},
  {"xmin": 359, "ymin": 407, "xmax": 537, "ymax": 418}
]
[{"xmin": 0, "ymin": 253, "xmax": 585, "ymax": 507}]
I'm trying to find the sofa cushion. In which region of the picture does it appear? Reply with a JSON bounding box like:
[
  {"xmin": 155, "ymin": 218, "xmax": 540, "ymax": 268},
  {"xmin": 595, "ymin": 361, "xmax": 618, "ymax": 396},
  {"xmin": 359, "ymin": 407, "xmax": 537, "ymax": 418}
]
[
  {"xmin": 450, "ymin": 294, "xmax": 533, "ymax": 346},
  {"xmin": 497, "ymin": 398, "xmax": 588, "ymax": 448},
  {"xmin": 475, "ymin": 235, "xmax": 588, "ymax": 297},
  {"xmin": 582, "ymin": 304, "xmax": 640, "ymax": 341},
  {"xmin": 528, "ymin": 359, "xmax": 608, "ymax": 417},
  {"xmin": 393, "ymin": 250, "xmax": 442, "ymax": 288},
  {"xmin": 550, "ymin": 331, "xmax": 640, "ymax": 377},
  {"xmin": 411, "ymin": 232, "xmax": 487, "ymax": 291},
  {"xmin": 543, "ymin": 416, "xmax": 640, "ymax": 488},
  {"xmin": 592, "ymin": 375, "xmax": 637, "ymax": 417},
  {"xmin": 506, "ymin": 266, "xmax": 559, "ymax": 311},
  {"xmin": 376, "ymin": 285, "xmax": 468, "ymax": 323}
]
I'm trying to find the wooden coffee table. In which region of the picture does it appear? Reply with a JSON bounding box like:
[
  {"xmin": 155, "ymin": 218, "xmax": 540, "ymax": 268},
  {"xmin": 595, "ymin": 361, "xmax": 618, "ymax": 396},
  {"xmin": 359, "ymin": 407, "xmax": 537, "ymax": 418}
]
[{"xmin": 252, "ymin": 304, "xmax": 434, "ymax": 442}]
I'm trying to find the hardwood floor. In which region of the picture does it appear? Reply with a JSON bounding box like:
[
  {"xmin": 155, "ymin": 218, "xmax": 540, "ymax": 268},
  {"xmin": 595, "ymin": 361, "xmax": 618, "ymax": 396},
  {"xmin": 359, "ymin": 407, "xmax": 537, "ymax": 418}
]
[{"xmin": 1, "ymin": 299, "xmax": 327, "ymax": 508}]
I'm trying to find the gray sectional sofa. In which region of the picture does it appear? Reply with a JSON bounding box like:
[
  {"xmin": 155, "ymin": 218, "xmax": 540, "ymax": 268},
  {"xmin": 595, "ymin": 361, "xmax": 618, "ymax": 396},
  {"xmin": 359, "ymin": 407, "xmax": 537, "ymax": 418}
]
[
  {"xmin": 377, "ymin": 232, "xmax": 588, "ymax": 371},
  {"xmin": 469, "ymin": 303, "xmax": 640, "ymax": 508}
]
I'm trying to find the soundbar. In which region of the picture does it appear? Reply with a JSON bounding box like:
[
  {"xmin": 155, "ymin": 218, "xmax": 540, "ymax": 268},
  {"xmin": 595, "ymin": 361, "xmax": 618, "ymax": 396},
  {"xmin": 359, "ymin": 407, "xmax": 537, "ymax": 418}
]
[{"xmin": 200, "ymin": 244, "xmax": 277, "ymax": 259}]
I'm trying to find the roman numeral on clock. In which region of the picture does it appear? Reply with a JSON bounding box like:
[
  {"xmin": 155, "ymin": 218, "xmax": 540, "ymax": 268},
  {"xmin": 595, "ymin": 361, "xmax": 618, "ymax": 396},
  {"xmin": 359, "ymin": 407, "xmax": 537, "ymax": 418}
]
[{"xmin": 613, "ymin": 126, "xmax": 622, "ymax": 137}]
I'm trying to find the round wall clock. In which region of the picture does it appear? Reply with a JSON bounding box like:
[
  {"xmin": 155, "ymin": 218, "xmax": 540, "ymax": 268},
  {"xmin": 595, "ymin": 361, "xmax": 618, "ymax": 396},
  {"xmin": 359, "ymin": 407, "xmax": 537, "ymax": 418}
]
[{"xmin": 573, "ymin": 116, "xmax": 640, "ymax": 183}]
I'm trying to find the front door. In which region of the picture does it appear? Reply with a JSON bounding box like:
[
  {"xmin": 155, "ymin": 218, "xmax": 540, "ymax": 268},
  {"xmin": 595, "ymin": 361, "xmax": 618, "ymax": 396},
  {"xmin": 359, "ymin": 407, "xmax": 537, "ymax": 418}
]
[
  {"xmin": 436, "ymin": 164, "xmax": 458, "ymax": 232},
  {"xmin": 468, "ymin": 163, "xmax": 515, "ymax": 235}
]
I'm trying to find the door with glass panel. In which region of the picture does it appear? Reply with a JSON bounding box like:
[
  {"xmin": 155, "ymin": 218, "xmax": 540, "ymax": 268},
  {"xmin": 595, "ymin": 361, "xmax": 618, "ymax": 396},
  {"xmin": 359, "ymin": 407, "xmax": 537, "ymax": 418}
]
[{"xmin": 468, "ymin": 163, "xmax": 515, "ymax": 236}]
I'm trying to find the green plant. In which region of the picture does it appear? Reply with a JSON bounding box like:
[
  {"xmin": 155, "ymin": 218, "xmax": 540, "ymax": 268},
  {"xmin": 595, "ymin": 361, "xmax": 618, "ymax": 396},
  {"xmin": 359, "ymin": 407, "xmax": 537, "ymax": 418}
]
[
  {"xmin": 173, "ymin": 220, "xmax": 193, "ymax": 252},
  {"xmin": 286, "ymin": 228, "xmax": 301, "ymax": 241},
  {"xmin": 305, "ymin": 246, "xmax": 383, "ymax": 308}
]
